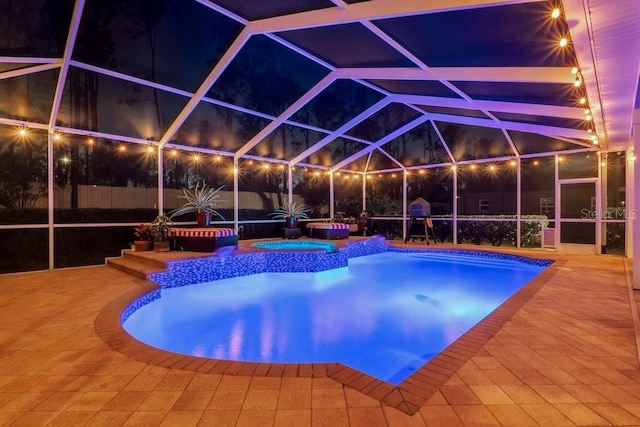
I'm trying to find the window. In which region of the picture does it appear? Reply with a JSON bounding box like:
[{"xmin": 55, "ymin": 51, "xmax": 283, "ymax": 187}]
[
  {"xmin": 479, "ymin": 199, "xmax": 489, "ymax": 213},
  {"xmin": 540, "ymin": 197, "xmax": 554, "ymax": 215}
]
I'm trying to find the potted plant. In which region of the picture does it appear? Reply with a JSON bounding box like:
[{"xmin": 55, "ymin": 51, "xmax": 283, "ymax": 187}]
[
  {"xmin": 169, "ymin": 181, "xmax": 225, "ymax": 227},
  {"xmin": 150, "ymin": 213, "xmax": 173, "ymax": 252},
  {"xmin": 133, "ymin": 223, "xmax": 153, "ymax": 252},
  {"xmin": 268, "ymin": 200, "xmax": 312, "ymax": 228}
]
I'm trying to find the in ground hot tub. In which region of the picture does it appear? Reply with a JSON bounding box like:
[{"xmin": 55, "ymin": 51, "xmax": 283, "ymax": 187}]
[{"xmin": 252, "ymin": 240, "xmax": 337, "ymax": 253}]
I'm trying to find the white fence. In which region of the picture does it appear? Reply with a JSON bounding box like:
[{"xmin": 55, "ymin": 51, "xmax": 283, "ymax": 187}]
[{"xmin": 30, "ymin": 185, "xmax": 303, "ymax": 210}]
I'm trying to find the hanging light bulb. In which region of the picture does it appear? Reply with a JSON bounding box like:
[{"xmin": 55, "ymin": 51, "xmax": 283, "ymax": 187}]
[
  {"xmin": 551, "ymin": 8, "xmax": 561, "ymax": 18},
  {"xmin": 571, "ymin": 67, "xmax": 579, "ymax": 75},
  {"xmin": 559, "ymin": 38, "xmax": 568, "ymax": 47},
  {"xmin": 579, "ymin": 97, "xmax": 587, "ymax": 105}
]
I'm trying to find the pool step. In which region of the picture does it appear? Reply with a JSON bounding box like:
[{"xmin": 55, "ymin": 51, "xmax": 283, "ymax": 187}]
[
  {"xmin": 123, "ymin": 250, "xmax": 169, "ymax": 270},
  {"xmin": 107, "ymin": 252, "xmax": 166, "ymax": 279}
]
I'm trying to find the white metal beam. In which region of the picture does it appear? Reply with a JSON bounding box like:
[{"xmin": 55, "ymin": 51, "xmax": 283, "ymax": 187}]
[
  {"xmin": 235, "ymin": 72, "xmax": 337, "ymax": 159},
  {"xmin": 158, "ymin": 28, "xmax": 252, "ymax": 148},
  {"xmin": 70, "ymin": 60, "xmax": 193, "ymax": 98},
  {"xmin": 193, "ymin": 0, "xmax": 248, "ymax": 24},
  {"xmin": 430, "ymin": 119, "xmax": 456, "ymax": 163},
  {"xmin": 332, "ymin": 115, "xmax": 430, "ymax": 170},
  {"xmin": 289, "ymin": 97, "xmax": 392, "ymax": 165},
  {"xmin": 48, "ymin": 0, "xmax": 86, "ymax": 129},
  {"xmin": 396, "ymin": 94, "xmax": 586, "ymax": 120},
  {"xmin": 251, "ymin": 0, "xmax": 545, "ymax": 33},
  {"xmin": 0, "ymin": 63, "xmax": 62, "ymax": 81},
  {"xmin": 335, "ymin": 66, "xmax": 574, "ymax": 84},
  {"xmin": 426, "ymin": 111, "xmax": 591, "ymax": 140},
  {"xmin": 0, "ymin": 56, "xmax": 61, "ymax": 64}
]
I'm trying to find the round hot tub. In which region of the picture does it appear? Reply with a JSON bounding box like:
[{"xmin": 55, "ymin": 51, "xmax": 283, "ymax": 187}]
[{"xmin": 251, "ymin": 240, "xmax": 337, "ymax": 253}]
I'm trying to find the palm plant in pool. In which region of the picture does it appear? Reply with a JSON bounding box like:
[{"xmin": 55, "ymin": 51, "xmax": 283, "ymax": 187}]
[
  {"xmin": 170, "ymin": 181, "xmax": 225, "ymax": 227},
  {"xmin": 268, "ymin": 201, "xmax": 312, "ymax": 228}
]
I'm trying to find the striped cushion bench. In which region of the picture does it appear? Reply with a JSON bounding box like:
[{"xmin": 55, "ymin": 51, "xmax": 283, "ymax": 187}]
[
  {"xmin": 171, "ymin": 228, "xmax": 236, "ymax": 238},
  {"xmin": 306, "ymin": 223, "xmax": 349, "ymax": 240},
  {"xmin": 170, "ymin": 228, "xmax": 238, "ymax": 252},
  {"xmin": 306, "ymin": 222, "xmax": 349, "ymax": 230}
]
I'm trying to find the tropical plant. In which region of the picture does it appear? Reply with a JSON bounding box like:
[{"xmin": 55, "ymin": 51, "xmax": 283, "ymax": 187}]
[
  {"xmin": 268, "ymin": 200, "xmax": 312, "ymax": 221},
  {"xmin": 169, "ymin": 181, "xmax": 225, "ymax": 220},
  {"xmin": 133, "ymin": 223, "xmax": 152, "ymax": 241},
  {"xmin": 150, "ymin": 213, "xmax": 173, "ymax": 242}
]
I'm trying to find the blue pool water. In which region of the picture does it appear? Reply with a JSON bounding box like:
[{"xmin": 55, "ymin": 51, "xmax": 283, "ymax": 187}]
[
  {"xmin": 252, "ymin": 240, "xmax": 337, "ymax": 252},
  {"xmin": 123, "ymin": 251, "xmax": 547, "ymax": 385}
]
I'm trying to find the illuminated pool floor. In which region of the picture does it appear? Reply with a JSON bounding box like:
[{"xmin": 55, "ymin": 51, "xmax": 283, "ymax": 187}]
[{"xmin": 123, "ymin": 251, "xmax": 548, "ymax": 385}]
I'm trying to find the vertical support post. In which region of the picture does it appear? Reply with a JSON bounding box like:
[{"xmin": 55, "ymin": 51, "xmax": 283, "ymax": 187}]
[
  {"xmin": 48, "ymin": 132, "xmax": 54, "ymax": 270},
  {"xmin": 362, "ymin": 173, "xmax": 366, "ymax": 212},
  {"xmin": 452, "ymin": 165, "xmax": 458, "ymax": 245},
  {"xmin": 626, "ymin": 149, "xmax": 634, "ymax": 259},
  {"xmin": 157, "ymin": 145, "xmax": 163, "ymax": 215},
  {"xmin": 632, "ymin": 121, "xmax": 640, "ymax": 288},
  {"xmin": 288, "ymin": 164, "xmax": 293, "ymax": 205},
  {"xmin": 554, "ymin": 155, "xmax": 560, "ymax": 250},
  {"xmin": 329, "ymin": 171, "xmax": 334, "ymax": 219},
  {"xmin": 233, "ymin": 160, "xmax": 239, "ymax": 232},
  {"xmin": 600, "ymin": 152, "xmax": 607, "ymax": 254},
  {"xmin": 516, "ymin": 158, "xmax": 521, "ymax": 248},
  {"xmin": 402, "ymin": 170, "xmax": 407, "ymax": 242},
  {"xmin": 596, "ymin": 152, "xmax": 603, "ymax": 254}
]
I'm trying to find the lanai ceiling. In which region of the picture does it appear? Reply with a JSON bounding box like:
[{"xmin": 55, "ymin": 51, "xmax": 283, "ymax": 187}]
[{"xmin": 0, "ymin": 0, "xmax": 638, "ymax": 172}]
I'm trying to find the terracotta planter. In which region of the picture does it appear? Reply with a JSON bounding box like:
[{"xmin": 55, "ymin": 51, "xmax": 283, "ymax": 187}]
[
  {"xmin": 196, "ymin": 211, "xmax": 211, "ymax": 227},
  {"xmin": 133, "ymin": 240, "xmax": 152, "ymax": 252},
  {"xmin": 153, "ymin": 241, "xmax": 170, "ymax": 252}
]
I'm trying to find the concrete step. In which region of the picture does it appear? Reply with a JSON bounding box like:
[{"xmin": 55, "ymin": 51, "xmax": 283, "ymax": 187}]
[
  {"xmin": 107, "ymin": 256, "xmax": 164, "ymax": 280},
  {"xmin": 123, "ymin": 250, "xmax": 168, "ymax": 270}
]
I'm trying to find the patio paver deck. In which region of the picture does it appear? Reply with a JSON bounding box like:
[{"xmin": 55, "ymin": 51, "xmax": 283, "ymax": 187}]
[{"xmin": 0, "ymin": 243, "xmax": 638, "ymax": 426}]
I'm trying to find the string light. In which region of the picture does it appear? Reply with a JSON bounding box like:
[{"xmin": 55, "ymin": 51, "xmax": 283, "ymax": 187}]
[
  {"xmin": 214, "ymin": 155, "xmax": 222, "ymax": 162},
  {"xmin": 87, "ymin": 137, "xmax": 95, "ymax": 145},
  {"xmin": 53, "ymin": 132, "xmax": 62, "ymax": 142},
  {"xmin": 61, "ymin": 155, "xmax": 70, "ymax": 164},
  {"xmin": 419, "ymin": 169, "xmax": 425, "ymax": 175},
  {"xmin": 573, "ymin": 76, "xmax": 582, "ymax": 87},
  {"xmin": 470, "ymin": 164, "xmax": 476, "ymax": 170},
  {"xmin": 170, "ymin": 149, "xmax": 178, "ymax": 157},
  {"xmin": 18, "ymin": 127, "xmax": 28, "ymax": 137},
  {"xmin": 551, "ymin": 8, "xmax": 561, "ymax": 18},
  {"xmin": 192, "ymin": 153, "xmax": 201, "ymax": 162},
  {"xmin": 559, "ymin": 38, "xmax": 568, "ymax": 48},
  {"xmin": 509, "ymin": 160, "xmax": 516, "ymax": 167},
  {"xmin": 146, "ymin": 145, "xmax": 154, "ymax": 154},
  {"xmin": 571, "ymin": 67, "xmax": 579, "ymax": 75},
  {"xmin": 579, "ymin": 97, "xmax": 587, "ymax": 105},
  {"xmin": 118, "ymin": 144, "xmax": 126, "ymax": 153},
  {"xmin": 585, "ymin": 114, "xmax": 592, "ymax": 121}
]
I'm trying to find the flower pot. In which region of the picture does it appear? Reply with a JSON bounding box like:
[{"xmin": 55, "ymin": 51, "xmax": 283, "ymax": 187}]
[
  {"xmin": 196, "ymin": 211, "xmax": 211, "ymax": 227},
  {"xmin": 134, "ymin": 240, "xmax": 152, "ymax": 252},
  {"xmin": 153, "ymin": 241, "xmax": 170, "ymax": 252},
  {"xmin": 285, "ymin": 216, "xmax": 298, "ymax": 228}
]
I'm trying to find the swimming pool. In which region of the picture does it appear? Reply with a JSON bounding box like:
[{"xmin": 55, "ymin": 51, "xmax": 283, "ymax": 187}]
[
  {"xmin": 252, "ymin": 240, "xmax": 337, "ymax": 252},
  {"xmin": 123, "ymin": 250, "xmax": 549, "ymax": 385}
]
